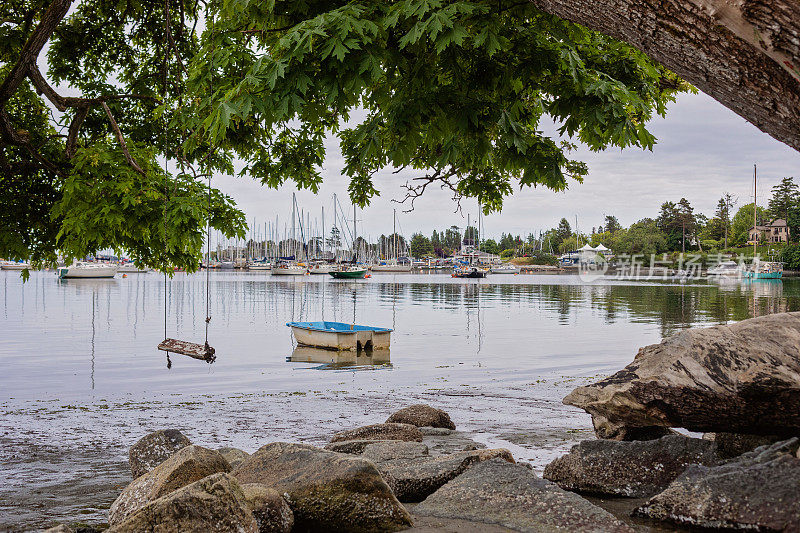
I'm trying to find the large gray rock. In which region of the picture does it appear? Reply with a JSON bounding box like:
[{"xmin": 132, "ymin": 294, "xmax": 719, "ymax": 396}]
[
  {"xmin": 590, "ymin": 414, "xmax": 675, "ymax": 441},
  {"xmin": 703, "ymin": 432, "xmax": 783, "ymax": 459},
  {"xmin": 635, "ymin": 439, "xmax": 800, "ymax": 530},
  {"xmin": 565, "ymin": 312, "xmax": 800, "ymax": 436},
  {"xmin": 324, "ymin": 439, "xmax": 405, "ymax": 455},
  {"xmin": 415, "ymin": 459, "xmax": 633, "ymax": 532},
  {"xmin": 330, "ymin": 423, "xmax": 423, "ymax": 443},
  {"xmin": 233, "ymin": 442, "xmax": 413, "ymax": 532},
  {"xmin": 421, "ymin": 430, "xmax": 485, "ymax": 456},
  {"xmin": 240, "ymin": 483, "xmax": 294, "ymax": 533},
  {"xmin": 218, "ymin": 447, "xmax": 250, "ymax": 469},
  {"xmin": 543, "ymin": 435, "xmax": 721, "ymax": 497},
  {"xmin": 386, "ymin": 404, "xmax": 456, "ymax": 430},
  {"xmin": 106, "ymin": 473, "xmax": 257, "ymax": 533},
  {"xmin": 128, "ymin": 429, "xmax": 191, "ymax": 478},
  {"xmin": 361, "ymin": 440, "xmax": 431, "ymax": 462},
  {"xmin": 361, "ymin": 441, "xmax": 514, "ymax": 502},
  {"xmin": 109, "ymin": 445, "xmax": 231, "ymax": 525}
]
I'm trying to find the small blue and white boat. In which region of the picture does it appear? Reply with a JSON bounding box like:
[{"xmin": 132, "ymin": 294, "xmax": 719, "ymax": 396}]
[{"xmin": 286, "ymin": 321, "xmax": 392, "ymax": 351}]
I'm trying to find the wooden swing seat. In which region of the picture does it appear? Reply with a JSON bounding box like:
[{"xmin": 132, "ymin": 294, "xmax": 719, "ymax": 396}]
[{"xmin": 158, "ymin": 338, "xmax": 216, "ymax": 363}]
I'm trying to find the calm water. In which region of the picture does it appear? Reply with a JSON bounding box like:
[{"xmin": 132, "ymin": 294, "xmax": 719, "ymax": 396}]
[
  {"xmin": 2, "ymin": 270, "xmax": 798, "ymax": 530},
  {"xmin": 1, "ymin": 270, "xmax": 795, "ymax": 399}
]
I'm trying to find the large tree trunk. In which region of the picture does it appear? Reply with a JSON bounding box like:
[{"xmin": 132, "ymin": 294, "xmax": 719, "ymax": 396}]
[{"xmin": 532, "ymin": 0, "xmax": 800, "ymax": 152}]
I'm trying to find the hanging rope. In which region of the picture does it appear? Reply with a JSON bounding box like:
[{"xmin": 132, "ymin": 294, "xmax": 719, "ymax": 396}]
[
  {"xmin": 163, "ymin": 0, "xmax": 171, "ymax": 370},
  {"xmin": 204, "ymin": 0, "xmax": 213, "ymax": 351},
  {"xmin": 155, "ymin": 0, "xmax": 215, "ymax": 365}
]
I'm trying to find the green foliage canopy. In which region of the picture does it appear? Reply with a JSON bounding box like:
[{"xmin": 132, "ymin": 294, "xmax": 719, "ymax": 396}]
[{"xmin": 2, "ymin": 0, "xmax": 687, "ymax": 268}]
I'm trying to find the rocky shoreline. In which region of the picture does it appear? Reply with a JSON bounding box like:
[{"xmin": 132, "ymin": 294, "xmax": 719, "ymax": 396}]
[{"xmin": 39, "ymin": 312, "xmax": 800, "ymax": 532}]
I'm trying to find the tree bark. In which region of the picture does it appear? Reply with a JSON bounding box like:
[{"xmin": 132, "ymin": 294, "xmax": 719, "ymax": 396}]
[
  {"xmin": 532, "ymin": 0, "xmax": 800, "ymax": 152},
  {"xmin": 0, "ymin": 0, "xmax": 74, "ymax": 106}
]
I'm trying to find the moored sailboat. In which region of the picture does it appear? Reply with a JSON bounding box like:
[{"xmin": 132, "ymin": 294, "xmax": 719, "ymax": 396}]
[
  {"xmin": 746, "ymin": 164, "xmax": 783, "ymax": 280},
  {"xmin": 57, "ymin": 262, "xmax": 118, "ymax": 279}
]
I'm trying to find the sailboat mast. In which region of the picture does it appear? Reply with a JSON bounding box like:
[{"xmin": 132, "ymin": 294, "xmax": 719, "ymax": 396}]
[
  {"xmin": 333, "ymin": 194, "xmax": 338, "ymax": 261},
  {"xmin": 322, "ymin": 206, "xmax": 325, "ymax": 259},
  {"xmin": 753, "ymin": 164, "xmax": 757, "ymax": 257},
  {"xmin": 393, "ymin": 209, "xmax": 396, "ymax": 260},
  {"xmin": 354, "ymin": 203, "xmax": 357, "ymax": 261},
  {"xmin": 291, "ymin": 193, "xmax": 296, "ymax": 258}
]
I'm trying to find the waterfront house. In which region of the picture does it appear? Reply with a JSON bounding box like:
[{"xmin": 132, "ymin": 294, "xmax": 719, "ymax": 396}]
[{"xmin": 748, "ymin": 219, "xmax": 789, "ymax": 244}]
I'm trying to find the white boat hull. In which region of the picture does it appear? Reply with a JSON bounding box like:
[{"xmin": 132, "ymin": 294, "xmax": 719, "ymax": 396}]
[
  {"xmin": 247, "ymin": 265, "xmax": 271, "ymax": 271},
  {"xmin": 272, "ymin": 267, "xmax": 307, "ymax": 275},
  {"xmin": 1, "ymin": 263, "xmax": 30, "ymax": 270},
  {"xmin": 490, "ymin": 267, "xmax": 519, "ymax": 274},
  {"xmin": 290, "ymin": 326, "xmax": 391, "ymax": 351},
  {"xmin": 58, "ymin": 265, "xmax": 118, "ymax": 278}
]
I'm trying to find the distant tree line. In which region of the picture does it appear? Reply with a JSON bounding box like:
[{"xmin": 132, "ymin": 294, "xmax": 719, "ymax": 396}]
[{"xmin": 409, "ymin": 176, "xmax": 799, "ymax": 260}]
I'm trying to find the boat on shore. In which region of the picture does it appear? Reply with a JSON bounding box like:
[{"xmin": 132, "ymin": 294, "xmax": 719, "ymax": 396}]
[
  {"xmin": 286, "ymin": 321, "xmax": 392, "ymax": 351},
  {"xmin": 1, "ymin": 260, "xmax": 31, "ymax": 270},
  {"xmin": 57, "ymin": 262, "xmax": 118, "ymax": 279}
]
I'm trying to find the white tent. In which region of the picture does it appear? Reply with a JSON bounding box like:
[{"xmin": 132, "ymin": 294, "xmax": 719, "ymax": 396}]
[
  {"xmin": 594, "ymin": 244, "xmax": 611, "ymax": 253},
  {"xmin": 578, "ymin": 243, "xmax": 596, "ymax": 251}
]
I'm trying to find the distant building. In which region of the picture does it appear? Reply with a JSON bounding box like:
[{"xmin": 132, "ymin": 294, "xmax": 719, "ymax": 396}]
[{"xmin": 748, "ymin": 219, "xmax": 789, "ymax": 244}]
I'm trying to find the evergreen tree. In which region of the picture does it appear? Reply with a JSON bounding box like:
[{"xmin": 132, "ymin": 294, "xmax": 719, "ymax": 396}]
[
  {"xmin": 555, "ymin": 218, "xmax": 572, "ymax": 246},
  {"xmin": 714, "ymin": 193, "xmax": 736, "ymax": 248},
  {"xmin": 676, "ymin": 198, "xmax": 695, "ymax": 253},
  {"xmin": 410, "ymin": 233, "xmax": 434, "ymax": 258},
  {"xmin": 768, "ymin": 177, "xmax": 799, "ymax": 222},
  {"xmin": 603, "ymin": 215, "xmax": 621, "ymax": 233}
]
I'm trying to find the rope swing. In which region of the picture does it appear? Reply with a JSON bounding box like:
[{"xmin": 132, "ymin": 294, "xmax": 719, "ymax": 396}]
[{"xmin": 157, "ymin": 0, "xmax": 216, "ymax": 366}]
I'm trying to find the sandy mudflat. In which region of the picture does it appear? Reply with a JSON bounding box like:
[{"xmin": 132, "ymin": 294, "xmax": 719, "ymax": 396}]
[{"xmin": 0, "ymin": 380, "xmax": 596, "ymax": 531}]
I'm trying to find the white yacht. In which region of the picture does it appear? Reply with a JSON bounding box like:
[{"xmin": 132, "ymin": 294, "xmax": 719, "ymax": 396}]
[
  {"xmin": 57, "ymin": 262, "xmax": 118, "ymax": 279},
  {"xmin": 246, "ymin": 260, "xmax": 271, "ymax": 271},
  {"xmin": 272, "ymin": 261, "xmax": 308, "ymax": 276},
  {"xmin": 308, "ymin": 262, "xmax": 335, "ymax": 274},
  {"xmin": 371, "ymin": 259, "xmax": 412, "ymax": 272},
  {"xmin": 707, "ymin": 261, "xmax": 743, "ymax": 277},
  {"xmin": 490, "ymin": 264, "xmax": 519, "ymax": 274},
  {"xmin": 1, "ymin": 260, "xmax": 31, "ymax": 270}
]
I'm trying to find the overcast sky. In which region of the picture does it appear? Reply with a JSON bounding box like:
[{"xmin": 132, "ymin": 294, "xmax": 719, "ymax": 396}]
[{"xmin": 212, "ymin": 91, "xmax": 800, "ymax": 242}]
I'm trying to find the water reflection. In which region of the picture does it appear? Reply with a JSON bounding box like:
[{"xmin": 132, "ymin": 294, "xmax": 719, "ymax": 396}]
[
  {"xmin": 3, "ymin": 271, "xmax": 800, "ymax": 397},
  {"xmin": 287, "ymin": 346, "xmax": 391, "ymax": 369}
]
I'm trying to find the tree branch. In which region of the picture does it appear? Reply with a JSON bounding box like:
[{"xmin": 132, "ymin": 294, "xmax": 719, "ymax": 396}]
[
  {"xmin": 393, "ymin": 169, "xmax": 462, "ymax": 213},
  {"xmin": 0, "ymin": 0, "xmax": 73, "ymax": 106},
  {"xmin": 65, "ymin": 105, "xmax": 88, "ymax": 158},
  {"xmin": 101, "ymin": 101, "xmax": 146, "ymax": 175},
  {"xmin": 0, "ymin": 108, "xmax": 31, "ymax": 145}
]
